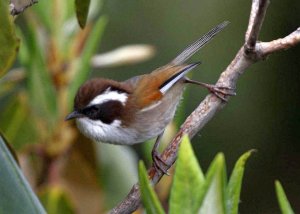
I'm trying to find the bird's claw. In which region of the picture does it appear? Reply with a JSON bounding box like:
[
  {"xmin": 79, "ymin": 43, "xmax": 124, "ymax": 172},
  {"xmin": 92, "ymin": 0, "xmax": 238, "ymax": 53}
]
[
  {"xmin": 152, "ymin": 150, "xmax": 170, "ymax": 175},
  {"xmin": 208, "ymin": 85, "xmax": 236, "ymax": 102}
]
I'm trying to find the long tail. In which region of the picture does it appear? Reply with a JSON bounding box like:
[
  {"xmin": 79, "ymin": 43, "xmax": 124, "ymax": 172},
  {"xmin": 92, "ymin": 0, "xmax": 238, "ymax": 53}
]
[{"xmin": 171, "ymin": 21, "xmax": 229, "ymax": 65}]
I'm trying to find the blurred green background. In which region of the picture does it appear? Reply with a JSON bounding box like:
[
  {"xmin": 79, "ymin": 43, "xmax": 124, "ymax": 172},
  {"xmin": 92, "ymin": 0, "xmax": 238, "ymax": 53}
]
[{"xmin": 0, "ymin": 0, "xmax": 299, "ymax": 213}]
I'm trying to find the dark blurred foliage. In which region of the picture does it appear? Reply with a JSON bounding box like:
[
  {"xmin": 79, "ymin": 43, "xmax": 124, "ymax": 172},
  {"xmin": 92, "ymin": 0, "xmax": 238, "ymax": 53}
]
[{"xmin": 96, "ymin": 0, "xmax": 300, "ymax": 213}]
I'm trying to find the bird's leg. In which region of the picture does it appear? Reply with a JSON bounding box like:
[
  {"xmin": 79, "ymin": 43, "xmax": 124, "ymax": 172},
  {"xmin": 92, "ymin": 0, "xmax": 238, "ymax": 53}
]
[
  {"xmin": 185, "ymin": 78, "xmax": 236, "ymax": 102},
  {"xmin": 152, "ymin": 131, "xmax": 170, "ymax": 175}
]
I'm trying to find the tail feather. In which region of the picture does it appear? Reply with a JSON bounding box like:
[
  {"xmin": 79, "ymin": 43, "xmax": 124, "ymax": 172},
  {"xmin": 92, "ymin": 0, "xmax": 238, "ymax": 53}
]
[{"xmin": 171, "ymin": 21, "xmax": 229, "ymax": 65}]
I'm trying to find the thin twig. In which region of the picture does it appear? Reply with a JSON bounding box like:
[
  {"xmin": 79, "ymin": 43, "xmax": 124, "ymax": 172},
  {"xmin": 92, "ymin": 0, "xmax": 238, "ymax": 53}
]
[
  {"xmin": 259, "ymin": 28, "xmax": 300, "ymax": 57},
  {"xmin": 245, "ymin": 0, "xmax": 270, "ymax": 54},
  {"xmin": 10, "ymin": 0, "xmax": 38, "ymax": 16},
  {"xmin": 110, "ymin": 0, "xmax": 300, "ymax": 213}
]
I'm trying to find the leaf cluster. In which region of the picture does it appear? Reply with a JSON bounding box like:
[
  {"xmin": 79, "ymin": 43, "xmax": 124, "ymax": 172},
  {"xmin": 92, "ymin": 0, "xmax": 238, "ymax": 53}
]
[{"xmin": 139, "ymin": 136, "xmax": 295, "ymax": 214}]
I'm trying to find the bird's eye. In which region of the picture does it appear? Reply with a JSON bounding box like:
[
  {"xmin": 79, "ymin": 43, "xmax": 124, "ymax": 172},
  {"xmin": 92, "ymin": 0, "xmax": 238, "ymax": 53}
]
[
  {"xmin": 82, "ymin": 105, "xmax": 100, "ymax": 118},
  {"xmin": 89, "ymin": 106, "xmax": 98, "ymax": 113}
]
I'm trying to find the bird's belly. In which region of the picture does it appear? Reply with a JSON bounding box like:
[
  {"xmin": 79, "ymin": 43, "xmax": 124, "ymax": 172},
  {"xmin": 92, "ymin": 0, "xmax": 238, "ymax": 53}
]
[{"xmin": 133, "ymin": 83, "xmax": 184, "ymax": 142}]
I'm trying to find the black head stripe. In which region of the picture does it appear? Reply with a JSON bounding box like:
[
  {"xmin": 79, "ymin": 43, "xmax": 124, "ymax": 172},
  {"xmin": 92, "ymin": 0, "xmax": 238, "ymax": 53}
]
[{"xmin": 82, "ymin": 100, "xmax": 123, "ymax": 124}]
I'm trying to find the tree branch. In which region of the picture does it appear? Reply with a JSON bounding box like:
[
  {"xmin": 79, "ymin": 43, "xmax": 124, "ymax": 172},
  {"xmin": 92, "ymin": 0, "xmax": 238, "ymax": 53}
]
[
  {"xmin": 10, "ymin": 0, "xmax": 38, "ymax": 16},
  {"xmin": 110, "ymin": 0, "xmax": 300, "ymax": 213},
  {"xmin": 259, "ymin": 28, "xmax": 300, "ymax": 57},
  {"xmin": 245, "ymin": 0, "xmax": 270, "ymax": 53}
]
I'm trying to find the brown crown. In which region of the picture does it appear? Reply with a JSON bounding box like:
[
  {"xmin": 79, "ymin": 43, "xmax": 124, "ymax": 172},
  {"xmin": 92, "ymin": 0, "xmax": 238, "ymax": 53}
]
[{"xmin": 74, "ymin": 78, "xmax": 132, "ymax": 110}]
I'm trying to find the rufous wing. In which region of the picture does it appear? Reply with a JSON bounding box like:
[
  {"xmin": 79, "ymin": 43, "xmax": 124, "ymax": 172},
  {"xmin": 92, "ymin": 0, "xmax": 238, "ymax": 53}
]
[{"xmin": 132, "ymin": 63, "xmax": 199, "ymax": 109}]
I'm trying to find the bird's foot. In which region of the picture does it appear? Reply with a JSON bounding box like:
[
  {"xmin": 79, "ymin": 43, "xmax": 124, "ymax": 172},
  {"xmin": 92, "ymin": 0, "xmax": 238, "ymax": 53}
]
[
  {"xmin": 206, "ymin": 84, "xmax": 236, "ymax": 102},
  {"xmin": 185, "ymin": 78, "xmax": 236, "ymax": 102},
  {"xmin": 152, "ymin": 149, "xmax": 170, "ymax": 175}
]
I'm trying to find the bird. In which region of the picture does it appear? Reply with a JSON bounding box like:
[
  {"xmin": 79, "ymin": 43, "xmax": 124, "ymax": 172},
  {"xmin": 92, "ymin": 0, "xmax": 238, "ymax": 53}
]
[{"xmin": 65, "ymin": 21, "xmax": 235, "ymax": 173}]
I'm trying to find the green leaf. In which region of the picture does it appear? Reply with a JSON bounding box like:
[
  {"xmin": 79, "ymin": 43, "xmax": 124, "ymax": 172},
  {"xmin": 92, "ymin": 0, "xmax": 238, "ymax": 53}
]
[
  {"xmin": 75, "ymin": 0, "xmax": 91, "ymax": 28},
  {"xmin": 33, "ymin": 1, "xmax": 75, "ymax": 32},
  {"xmin": 31, "ymin": 1, "xmax": 53, "ymax": 31},
  {"xmin": 226, "ymin": 150, "xmax": 255, "ymax": 214},
  {"xmin": 2, "ymin": 97, "xmax": 28, "ymax": 143},
  {"xmin": 40, "ymin": 187, "xmax": 74, "ymax": 214},
  {"xmin": 275, "ymin": 180, "xmax": 295, "ymax": 214},
  {"xmin": 0, "ymin": 0, "xmax": 20, "ymax": 78},
  {"xmin": 20, "ymin": 23, "xmax": 57, "ymax": 124},
  {"xmin": 198, "ymin": 153, "xmax": 226, "ymax": 214},
  {"xmin": 0, "ymin": 96, "xmax": 38, "ymax": 149},
  {"xmin": 0, "ymin": 135, "xmax": 46, "ymax": 214},
  {"xmin": 67, "ymin": 16, "xmax": 107, "ymax": 108},
  {"xmin": 138, "ymin": 161, "xmax": 165, "ymax": 214},
  {"xmin": 169, "ymin": 135, "xmax": 205, "ymax": 214}
]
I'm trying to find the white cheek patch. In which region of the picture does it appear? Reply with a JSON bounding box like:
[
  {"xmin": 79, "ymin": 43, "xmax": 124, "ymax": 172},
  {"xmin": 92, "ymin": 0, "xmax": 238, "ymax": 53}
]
[
  {"xmin": 76, "ymin": 117, "xmax": 139, "ymax": 145},
  {"xmin": 89, "ymin": 88, "xmax": 128, "ymax": 106}
]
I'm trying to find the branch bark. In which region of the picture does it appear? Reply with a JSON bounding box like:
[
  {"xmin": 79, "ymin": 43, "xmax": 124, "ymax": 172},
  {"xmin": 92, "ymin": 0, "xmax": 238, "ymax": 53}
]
[
  {"xmin": 10, "ymin": 0, "xmax": 38, "ymax": 16},
  {"xmin": 110, "ymin": 0, "xmax": 300, "ymax": 213}
]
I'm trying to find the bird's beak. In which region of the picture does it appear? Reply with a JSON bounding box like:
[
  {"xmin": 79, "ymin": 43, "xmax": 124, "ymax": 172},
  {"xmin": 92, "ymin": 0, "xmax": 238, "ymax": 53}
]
[{"xmin": 65, "ymin": 111, "xmax": 83, "ymax": 121}]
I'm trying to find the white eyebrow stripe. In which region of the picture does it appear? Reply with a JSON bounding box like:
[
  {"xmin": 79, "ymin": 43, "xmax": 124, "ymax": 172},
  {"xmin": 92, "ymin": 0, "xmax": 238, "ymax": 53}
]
[{"xmin": 89, "ymin": 88, "xmax": 128, "ymax": 106}]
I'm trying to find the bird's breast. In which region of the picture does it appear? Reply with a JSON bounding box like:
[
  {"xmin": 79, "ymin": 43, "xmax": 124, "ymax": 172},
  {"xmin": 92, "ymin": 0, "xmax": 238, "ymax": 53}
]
[{"xmin": 130, "ymin": 80, "xmax": 186, "ymax": 140}]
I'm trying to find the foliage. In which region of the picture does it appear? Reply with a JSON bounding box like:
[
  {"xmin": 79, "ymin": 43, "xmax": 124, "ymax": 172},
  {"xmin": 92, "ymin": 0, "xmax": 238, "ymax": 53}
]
[
  {"xmin": 139, "ymin": 136, "xmax": 296, "ymax": 214},
  {"xmin": 139, "ymin": 162, "xmax": 165, "ymax": 214},
  {"xmin": 0, "ymin": 0, "xmax": 147, "ymax": 211},
  {"xmin": 169, "ymin": 135, "xmax": 205, "ymax": 213},
  {"xmin": 75, "ymin": 0, "xmax": 91, "ymax": 28},
  {"xmin": 275, "ymin": 180, "xmax": 295, "ymax": 214},
  {"xmin": 0, "ymin": 0, "xmax": 109, "ymax": 213},
  {"xmin": 0, "ymin": 135, "xmax": 46, "ymax": 214},
  {"xmin": 226, "ymin": 149, "xmax": 255, "ymax": 214},
  {"xmin": 39, "ymin": 187, "xmax": 74, "ymax": 214},
  {"xmin": 0, "ymin": 0, "xmax": 19, "ymax": 78}
]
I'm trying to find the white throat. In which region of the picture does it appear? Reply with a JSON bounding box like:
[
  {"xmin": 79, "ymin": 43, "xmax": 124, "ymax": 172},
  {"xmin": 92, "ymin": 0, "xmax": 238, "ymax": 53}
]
[{"xmin": 76, "ymin": 118, "xmax": 139, "ymax": 145}]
